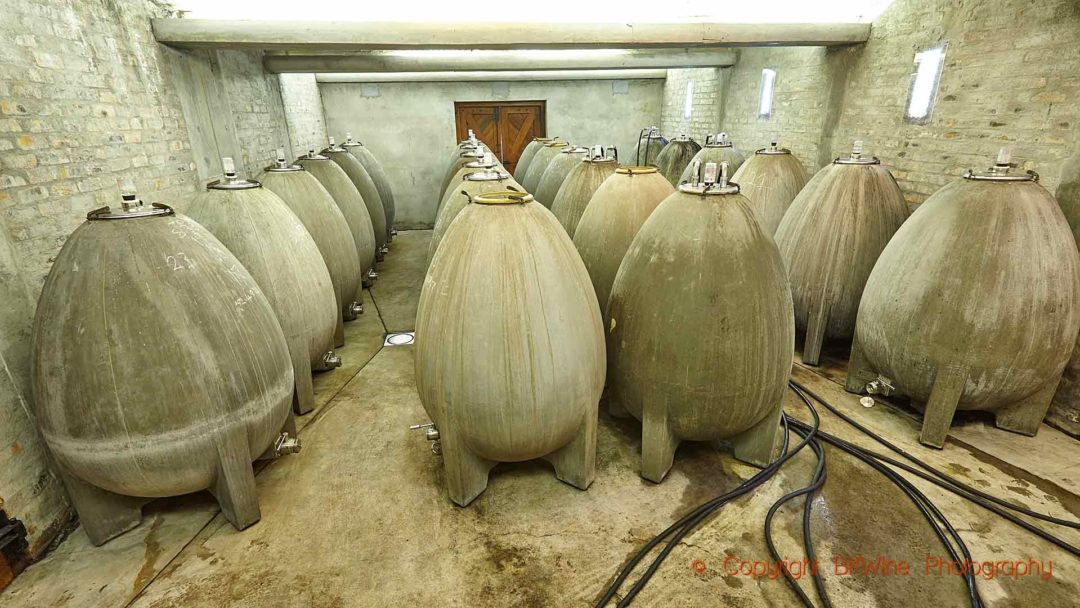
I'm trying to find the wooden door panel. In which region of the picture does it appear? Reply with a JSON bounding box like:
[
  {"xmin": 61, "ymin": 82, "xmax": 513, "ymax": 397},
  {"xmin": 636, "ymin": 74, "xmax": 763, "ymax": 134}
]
[{"xmin": 454, "ymin": 101, "xmax": 545, "ymax": 176}]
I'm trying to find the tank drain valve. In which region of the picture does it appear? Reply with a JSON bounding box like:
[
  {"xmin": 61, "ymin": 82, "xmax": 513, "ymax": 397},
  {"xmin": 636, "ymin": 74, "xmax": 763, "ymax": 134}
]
[
  {"xmin": 274, "ymin": 432, "xmax": 302, "ymax": 456},
  {"xmin": 410, "ymin": 422, "xmax": 442, "ymax": 455},
  {"xmin": 350, "ymin": 301, "xmax": 364, "ymax": 316},
  {"xmin": 380, "ymin": 245, "xmax": 390, "ymax": 255},
  {"xmin": 322, "ymin": 351, "xmax": 343, "ymax": 369},
  {"xmin": 865, "ymin": 375, "xmax": 895, "ymax": 397},
  {"xmin": 368, "ymin": 269, "xmax": 379, "ymax": 281}
]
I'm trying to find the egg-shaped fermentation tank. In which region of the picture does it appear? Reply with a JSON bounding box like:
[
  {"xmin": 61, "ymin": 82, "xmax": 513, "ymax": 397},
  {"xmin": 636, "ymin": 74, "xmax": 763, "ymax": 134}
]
[
  {"xmin": 298, "ymin": 150, "xmax": 378, "ymax": 284},
  {"xmin": 323, "ymin": 137, "xmax": 388, "ymax": 258},
  {"xmin": 654, "ymin": 135, "xmax": 701, "ymax": 186},
  {"xmin": 774, "ymin": 141, "xmax": 908, "ymax": 367},
  {"xmin": 415, "ymin": 190, "xmax": 605, "ymax": 506},
  {"xmin": 846, "ymin": 150, "xmax": 1080, "ymax": 448},
  {"xmin": 678, "ymin": 133, "xmax": 745, "ymax": 183},
  {"xmin": 521, "ymin": 140, "xmax": 569, "ymax": 195},
  {"xmin": 731, "ymin": 140, "xmax": 809, "ymax": 235},
  {"xmin": 629, "ymin": 126, "xmax": 667, "ymax": 167},
  {"xmin": 535, "ymin": 145, "xmax": 589, "ymax": 208},
  {"xmin": 188, "ymin": 158, "xmax": 341, "ymax": 415},
  {"xmin": 430, "ymin": 157, "xmax": 521, "ymax": 265},
  {"xmin": 32, "ymin": 190, "xmax": 298, "ymax": 546},
  {"xmin": 606, "ymin": 162, "xmax": 792, "ymax": 481},
  {"xmin": 513, "ymin": 136, "xmax": 553, "ymax": 183},
  {"xmin": 258, "ymin": 153, "xmax": 363, "ymax": 340},
  {"xmin": 550, "ymin": 146, "xmax": 618, "ymax": 237},
  {"xmin": 572, "ymin": 166, "xmax": 674, "ymax": 315},
  {"xmin": 342, "ymin": 133, "xmax": 396, "ymax": 243}
]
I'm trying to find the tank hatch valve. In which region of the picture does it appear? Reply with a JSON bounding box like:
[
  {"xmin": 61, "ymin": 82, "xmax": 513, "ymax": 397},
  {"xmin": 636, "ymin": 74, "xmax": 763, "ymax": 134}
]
[
  {"xmin": 274, "ymin": 147, "xmax": 290, "ymax": 169},
  {"xmin": 703, "ymin": 162, "xmax": 719, "ymax": 186},
  {"xmin": 410, "ymin": 422, "xmax": 442, "ymax": 454},
  {"xmin": 322, "ymin": 351, "xmax": 343, "ymax": 369},
  {"xmin": 851, "ymin": 140, "xmax": 864, "ymax": 160},
  {"xmin": 117, "ymin": 178, "xmax": 142, "ymax": 211},
  {"xmin": 274, "ymin": 432, "xmax": 302, "ymax": 456},
  {"xmin": 865, "ymin": 375, "xmax": 895, "ymax": 397}
]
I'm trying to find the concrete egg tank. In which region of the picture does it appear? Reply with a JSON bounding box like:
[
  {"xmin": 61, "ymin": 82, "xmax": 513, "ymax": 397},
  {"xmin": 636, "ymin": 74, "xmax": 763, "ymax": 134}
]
[
  {"xmin": 429, "ymin": 160, "xmax": 520, "ymax": 265},
  {"xmin": 606, "ymin": 162, "xmax": 792, "ymax": 481},
  {"xmin": 258, "ymin": 153, "xmax": 363, "ymax": 343},
  {"xmin": 323, "ymin": 137, "xmax": 388, "ymax": 258},
  {"xmin": 342, "ymin": 133, "xmax": 396, "ymax": 243},
  {"xmin": 572, "ymin": 166, "xmax": 674, "ymax": 315},
  {"xmin": 415, "ymin": 190, "xmax": 604, "ymax": 506},
  {"xmin": 679, "ymin": 133, "xmax": 745, "ymax": 183},
  {"xmin": 521, "ymin": 140, "xmax": 570, "ymax": 195},
  {"xmin": 551, "ymin": 146, "xmax": 618, "ymax": 237},
  {"xmin": 439, "ymin": 153, "xmax": 518, "ymax": 214},
  {"xmin": 440, "ymin": 144, "xmax": 497, "ymax": 200},
  {"xmin": 188, "ymin": 158, "xmax": 341, "ymax": 416},
  {"xmin": 731, "ymin": 140, "xmax": 809, "ymax": 235},
  {"xmin": 513, "ymin": 136, "xmax": 553, "ymax": 182},
  {"xmin": 535, "ymin": 145, "xmax": 589, "ymax": 208},
  {"xmin": 31, "ymin": 189, "xmax": 298, "ymax": 546},
  {"xmin": 846, "ymin": 150, "xmax": 1080, "ymax": 448},
  {"xmin": 297, "ymin": 150, "xmax": 378, "ymax": 284},
  {"xmin": 774, "ymin": 141, "xmax": 908, "ymax": 367},
  {"xmin": 629, "ymin": 126, "xmax": 667, "ymax": 167},
  {"xmin": 655, "ymin": 135, "xmax": 701, "ymax": 186}
]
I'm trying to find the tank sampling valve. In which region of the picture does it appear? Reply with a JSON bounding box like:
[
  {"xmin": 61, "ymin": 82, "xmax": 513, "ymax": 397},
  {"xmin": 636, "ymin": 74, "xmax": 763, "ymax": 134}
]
[
  {"xmin": 367, "ymin": 268, "xmax": 379, "ymax": 281},
  {"xmin": 274, "ymin": 148, "xmax": 291, "ymax": 170},
  {"xmin": 350, "ymin": 301, "xmax": 364, "ymax": 316},
  {"xmin": 380, "ymin": 244, "xmax": 390, "ymax": 255},
  {"xmin": 322, "ymin": 351, "xmax": 342, "ymax": 369},
  {"xmin": 865, "ymin": 375, "xmax": 895, "ymax": 397},
  {"xmin": 410, "ymin": 422, "xmax": 442, "ymax": 455},
  {"xmin": 274, "ymin": 432, "xmax": 302, "ymax": 456}
]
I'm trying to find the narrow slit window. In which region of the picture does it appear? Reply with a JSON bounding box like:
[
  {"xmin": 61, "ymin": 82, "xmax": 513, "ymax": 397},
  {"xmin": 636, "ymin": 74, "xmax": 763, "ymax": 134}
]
[
  {"xmin": 905, "ymin": 42, "xmax": 948, "ymax": 125},
  {"xmin": 758, "ymin": 69, "xmax": 776, "ymax": 120},
  {"xmin": 683, "ymin": 80, "xmax": 694, "ymax": 119}
]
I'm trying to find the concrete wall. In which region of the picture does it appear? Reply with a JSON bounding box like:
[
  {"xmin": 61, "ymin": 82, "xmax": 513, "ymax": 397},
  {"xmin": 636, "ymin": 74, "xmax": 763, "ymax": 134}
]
[
  {"xmin": 320, "ymin": 78, "xmax": 664, "ymax": 227},
  {"xmin": 0, "ymin": 0, "xmax": 298, "ymax": 561}
]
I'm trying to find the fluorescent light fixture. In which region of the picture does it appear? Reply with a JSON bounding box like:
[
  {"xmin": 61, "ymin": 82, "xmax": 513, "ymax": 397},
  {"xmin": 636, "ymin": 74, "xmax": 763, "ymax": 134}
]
[
  {"xmin": 683, "ymin": 81, "xmax": 694, "ymax": 119},
  {"xmin": 758, "ymin": 68, "xmax": 776, "ymax": 119},
  {"xmin": 905, "ymin": 42, "xmax": 947, "ymax": 124},
  {"xmin": 387, "ymin": 49, "xmax": 630, "ymax": 60}
]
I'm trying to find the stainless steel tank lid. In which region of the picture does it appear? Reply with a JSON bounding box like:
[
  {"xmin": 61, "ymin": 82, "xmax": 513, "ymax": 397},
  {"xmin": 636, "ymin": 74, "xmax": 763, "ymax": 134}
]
[
  {"xmin": 544, "ymin": 141, "xmax": 570, "ymax": 148},
  {"xmin": 561, "ymin": 146, "xmax": 589, "ymax": 154},
  {"xmin": 342, "ymin": 133, "xmax": 364, "ymax": 147},
  {"xmin": 298, "ymin": 151, "xmax": 330, "ymax": 161},
  {"xmin": 532, "ymin": 137, "xmax": 554, "ymax": 142},
  {"xmin": 672, "ymin": 134, "xmax": 694, "ymax": 142},
  {"xmin": 584, "ymin": 145, "xmax": 617, "ymax": 163},
  {"xmin": 472, "ymin": 190, "xmax": 534, "ymax": 205},
  {"xmin": 464, "ymin": 169, "xmax": 511, "ymax": 181},
  {"xmin": 963, "ymin": 148, "xmax": 1039, "ymax": 182},
  {"xmin": 87, "ymin": 199, "xmax": 174, "ymax": 221},
  {"xmin": 678, "ymin": 161, "xmax": 740, "ymax": 195},
  {"xmin": 834, "ymin": 140, "xmax": 880, "ymax": 165},
  {"xmin": 264, "ymin": 162, "xmax": 303, "ymax": 172},
  {"xmin": 322, "ymin": 145, "xmax": 347, "ymax": 154},
  {"xmin": 459, "ymin": 150, "xmax": 485, "ymax": 158},
  {"xmin": 756, "ymin": 141, "xmax": 791, "ymax": 155},
  {"xmin": 704, "ymin": 133, "xmax": 733, "ymax": 148},
  {"xmin": 208, "ymin": 177, "xmax": 260, "ymax": 190},
  {"xmin": 615, "ymin": 166, "xmax": 659, "ymax": 175}
]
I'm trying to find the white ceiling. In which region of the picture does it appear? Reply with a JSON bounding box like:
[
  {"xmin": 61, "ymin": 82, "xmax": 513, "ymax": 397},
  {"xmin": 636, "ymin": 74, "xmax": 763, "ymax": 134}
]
[{"xmin": 172, "ymin": 0, "xmax": 897, "ymax": 24}]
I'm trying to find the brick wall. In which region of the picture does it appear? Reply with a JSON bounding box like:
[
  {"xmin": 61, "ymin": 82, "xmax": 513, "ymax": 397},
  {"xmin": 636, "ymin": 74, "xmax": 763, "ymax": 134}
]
[
  {"xmin": 280, "ymin": 73, "xmax": 328, "ymax": 158},
  {"xmin": 0, "ymin": 0, "xmax": 299, "ymax": 560},
  {"xmin": 660, "ymin": 68, "xmax": 724, "ymax": 144}
]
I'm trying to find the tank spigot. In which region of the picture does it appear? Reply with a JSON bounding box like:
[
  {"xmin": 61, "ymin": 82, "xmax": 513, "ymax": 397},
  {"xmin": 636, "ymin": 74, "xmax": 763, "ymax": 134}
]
[
  {"xmin": 703, "ymin": 162, "xmax": 719, "ymax": 187},
  {"xmin": 380, "ymin": 244, "xmax": 390, "ymax": 255},
  {"xmin": 322, "ymin": 351, "xmax": 342, "ymax": 369},
  {"xmin": 274, "ymin": 147, "xmax": 290, "ymax": 169},
  {"xmin": 390, "ymin": 228, "xmax": 398, "ymax": 237},
  {"xmin": 851, "ymin": 140, "xmax": 864, "ymax": 160},
  {"xmin": 367, "ymin": 268, "xmax": 378, "ymax": 281},
  {"xmin": 410, "ymin": 422, "xmax": 442, "ymax": 454},
  {"xmin": 274, "ymin": 432, "xmax": 302, "ymax": 456},
  {"xmin": 350, "ymin": 301, "xmax": 364, "ymax": 316},
  {"xmin": 117, "ymin": 178, "xmax": 141, "ymax": 211},
  {"xmin": 865, "ymin": 375, "xmax": 895, "ymax": 396}
]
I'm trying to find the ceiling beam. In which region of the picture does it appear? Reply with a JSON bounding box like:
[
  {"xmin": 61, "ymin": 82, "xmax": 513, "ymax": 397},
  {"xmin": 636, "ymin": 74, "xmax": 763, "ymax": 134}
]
[
  {"xmin": 265, "ymin": 48, "xmax": 736, "ymax": 73},
  {"xmin": 152, "ymin": 19, "xmax": 871, "ymax": 51},
  {"xmin": 315, "ymin": 69, "xmax": 669, "ymax": 83}
]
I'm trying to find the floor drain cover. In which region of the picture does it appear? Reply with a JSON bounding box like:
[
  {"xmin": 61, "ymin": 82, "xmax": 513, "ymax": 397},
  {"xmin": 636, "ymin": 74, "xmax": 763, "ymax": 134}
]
[{"xmin": 384, "ymin": 332, "xmax": 415, "ymax": 346}]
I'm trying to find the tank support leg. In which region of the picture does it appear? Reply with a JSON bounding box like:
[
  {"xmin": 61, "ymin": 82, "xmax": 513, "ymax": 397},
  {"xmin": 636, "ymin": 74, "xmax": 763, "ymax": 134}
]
[
  {"xmin": 995, "ymin": 379, "xmax": 1058, "ymax": 436},
  {"xmin": 801, "ymin": 297, "xmax": 830, "ymax": 366},
  {"xmin": 211, "ymin": 429, "xmax": 261, "ymax": 531},
  {"xmin": 844, "ymin": 334, "xmax": 877, "ymax": 394},
  {"xmin": 544, "ymin": 405, "xmax": 597, "ymax": 490},
  {"xmin": 291, "ymin": 350, "xmax": 315, "ymax": 415},
  {"xmin": 640, "ymin": 400, "xmax": 679, "ymax": 483},
  {"xmin": 333, "ymin": 313, "xmax": 345, "ymax": 348},
  {"xmin": 920, "ymin": 366, "xmax": 967, "ymax": 448},
  {"xmin": 440, "ymin": 420, "xmax": 497, "ymax": 507},
  {"xmin": 731, "ymin": 401, "xmax": 784, "ymax": 467},
  {"xmin": 55, "ymin": 465, "xmax": 145, "ymax": 546}
]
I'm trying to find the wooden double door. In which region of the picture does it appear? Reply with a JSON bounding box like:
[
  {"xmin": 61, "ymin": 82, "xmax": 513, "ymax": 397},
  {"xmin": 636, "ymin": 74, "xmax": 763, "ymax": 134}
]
[{"xmin": 454, "ymin": 101, "xmax": 545, "ymax": 176}]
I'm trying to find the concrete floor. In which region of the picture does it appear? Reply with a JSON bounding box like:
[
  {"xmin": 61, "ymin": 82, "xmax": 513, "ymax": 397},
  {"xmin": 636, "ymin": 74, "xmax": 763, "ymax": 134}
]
[{"xmin": 3, "ymin": 230, "xmax": 1079, "ymax": 607}]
